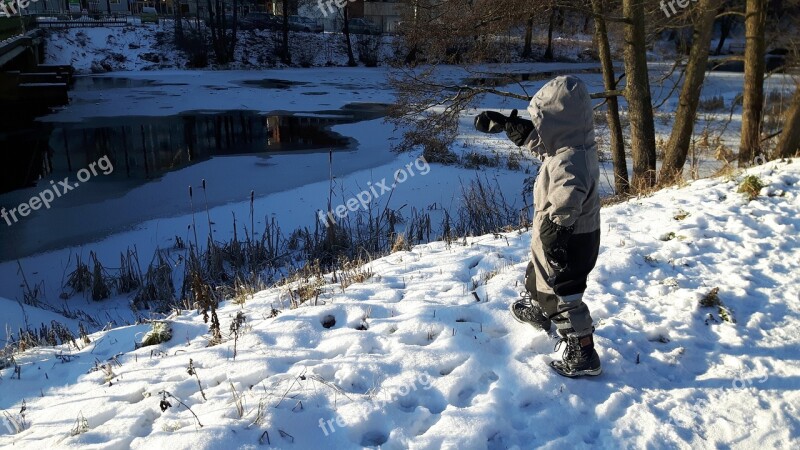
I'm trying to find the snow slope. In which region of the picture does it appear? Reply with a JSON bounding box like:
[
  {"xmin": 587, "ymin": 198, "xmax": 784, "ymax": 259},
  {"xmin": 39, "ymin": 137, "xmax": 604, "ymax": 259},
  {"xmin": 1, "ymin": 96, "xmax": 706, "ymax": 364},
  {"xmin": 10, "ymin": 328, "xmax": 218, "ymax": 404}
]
[
  {"xmin": 0, "ymin": 296, "xmax": 82, "ymax": 345},
  {"xmin": 43, "ymin": 25, "xmax": 394, "ymax": 74},
  {"xmin": 45, "ymin": 26, "xmax": 188, "ymax": 73},
  {"xmin": 1, "ymin": 159, "xmax": 798, "ymax": 449}
]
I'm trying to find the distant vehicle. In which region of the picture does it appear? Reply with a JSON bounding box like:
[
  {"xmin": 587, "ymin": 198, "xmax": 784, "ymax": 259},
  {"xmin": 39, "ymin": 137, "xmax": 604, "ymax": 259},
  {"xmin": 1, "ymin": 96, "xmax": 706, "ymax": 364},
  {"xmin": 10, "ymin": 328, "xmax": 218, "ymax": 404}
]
[
  {"xmin": 141, "ymin": 7, "xmax": 158, "ymax": 25},
  {"xmin": 241, "ymin": 12, "xmax": 281, "ymax": 31},
  {"xmin": 347, "ymin": 18, "xmax": 380, "ymax": 35},
  {"xmin": 288, "ymin": 16, "xmax": 323, "ymax": 33}
]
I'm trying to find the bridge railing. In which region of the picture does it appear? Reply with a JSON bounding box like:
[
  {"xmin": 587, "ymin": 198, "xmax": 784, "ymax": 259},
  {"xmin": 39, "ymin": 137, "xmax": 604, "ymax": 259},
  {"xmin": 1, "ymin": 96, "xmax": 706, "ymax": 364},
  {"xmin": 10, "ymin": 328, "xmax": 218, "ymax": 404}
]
[{"xmin": 0, "ymin": 16, "xmax": 37, "ymax": 42}]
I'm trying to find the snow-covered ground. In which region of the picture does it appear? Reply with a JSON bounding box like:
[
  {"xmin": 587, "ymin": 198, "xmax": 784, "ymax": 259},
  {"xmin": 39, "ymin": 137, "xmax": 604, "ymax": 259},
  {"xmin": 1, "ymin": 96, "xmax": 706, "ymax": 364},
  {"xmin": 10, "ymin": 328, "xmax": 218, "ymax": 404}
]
[
  {"xmin": 1, "ymin": 22, "xmax": 798, "ymax": 449},
  {"xmin": 43, "ymin": 24, "xmax": 395, "ymax": 73},
  {"xmin": 44, "ymin": 25, "xmax": 188, "ymax": 73},
  {"xmin": 0, "ymin": 64, "xmax": 593, "ymax": 329},
  {"xmin": 42, "ymin": 22, "xmax": 598, "ymax": 75},
  {"xmin": 2, "ymin": 63, "xmax": 797, "ymax": 335},
  {"xmin": 1, "ymin": 159, "xmax": 798, "ymax": 448}
]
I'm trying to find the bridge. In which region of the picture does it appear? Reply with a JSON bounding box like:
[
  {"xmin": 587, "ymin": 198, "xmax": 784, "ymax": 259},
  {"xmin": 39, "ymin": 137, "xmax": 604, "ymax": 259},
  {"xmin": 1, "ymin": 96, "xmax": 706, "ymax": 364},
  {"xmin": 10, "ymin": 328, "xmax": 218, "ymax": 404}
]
[
  {"xmin": 0, "ymin": 27, "xmax": 73, "ymax": 117},
  {"xmin": 0, "ymin": 28, "xmax": 45, "ymax": 68}
]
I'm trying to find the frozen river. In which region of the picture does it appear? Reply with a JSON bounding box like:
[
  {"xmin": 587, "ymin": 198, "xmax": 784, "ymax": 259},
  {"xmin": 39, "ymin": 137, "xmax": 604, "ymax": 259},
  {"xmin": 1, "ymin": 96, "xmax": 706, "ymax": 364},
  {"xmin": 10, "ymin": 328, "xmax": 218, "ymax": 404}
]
[{"xmin": 0, "ymin": 69, "xmax": 399, "ymax": 261}]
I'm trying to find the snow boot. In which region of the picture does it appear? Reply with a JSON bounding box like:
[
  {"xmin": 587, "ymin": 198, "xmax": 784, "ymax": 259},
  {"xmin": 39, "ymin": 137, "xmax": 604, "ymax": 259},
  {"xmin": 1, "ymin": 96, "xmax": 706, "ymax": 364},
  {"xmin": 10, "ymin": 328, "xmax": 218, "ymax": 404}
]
[
  {"xmin": 550, "ymin": 334, "xmax": 602, "ymax": 377},
  {"xmin": 510, "ymin": 293, "xmax": 552, "ymax": 332}
]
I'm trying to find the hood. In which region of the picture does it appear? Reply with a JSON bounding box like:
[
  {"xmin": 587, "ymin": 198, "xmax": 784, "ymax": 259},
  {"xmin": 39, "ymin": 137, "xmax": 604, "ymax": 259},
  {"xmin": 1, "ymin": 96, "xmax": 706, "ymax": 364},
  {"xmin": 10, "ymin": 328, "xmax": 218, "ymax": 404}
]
[{"xmin": 526, "ymin": 75, "xmax": 596, "ymax": 157}]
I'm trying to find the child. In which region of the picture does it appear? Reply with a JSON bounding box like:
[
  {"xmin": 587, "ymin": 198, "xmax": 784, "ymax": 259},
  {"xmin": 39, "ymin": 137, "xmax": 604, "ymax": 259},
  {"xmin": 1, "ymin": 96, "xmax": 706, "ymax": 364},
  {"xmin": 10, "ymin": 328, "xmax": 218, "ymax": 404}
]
[{"xmin": 505, "ymin": 76, "xmax": 602, "ymax": 377}]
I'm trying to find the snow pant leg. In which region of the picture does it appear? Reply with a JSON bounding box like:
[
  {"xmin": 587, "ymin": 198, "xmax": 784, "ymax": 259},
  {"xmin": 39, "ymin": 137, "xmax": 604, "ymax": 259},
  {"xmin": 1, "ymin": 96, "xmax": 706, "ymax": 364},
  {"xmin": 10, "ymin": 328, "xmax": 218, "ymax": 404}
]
[
  {"xmin": 530, "ymin": 225, "xmax": 560, "ymax": 317},
  {"xmin": 532, "ymin": 229, "xmax": 600, "ymax": 336},
  {"xmin": 550, "ymin": 229, "xmax": 600, "ymax": 336},
  {"xmin": 551, "ymin": 294, "xmax": 593, "ymax": 337},
  {"xmin": 524, "ymin": 261, "xmax": 537, "ymax": 295},
  {"xmin": 526, "ymin": 260, "xmax": 560, "ymax": 317}
]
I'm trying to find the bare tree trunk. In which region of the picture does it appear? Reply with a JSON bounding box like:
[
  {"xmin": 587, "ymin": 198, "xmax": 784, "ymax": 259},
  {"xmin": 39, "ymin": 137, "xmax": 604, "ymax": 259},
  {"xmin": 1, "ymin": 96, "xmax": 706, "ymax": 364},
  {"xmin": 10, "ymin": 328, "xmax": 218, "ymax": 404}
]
[
  {"xmin": 522, "ymin": 15, "xmax": 533, "ymax": 58},
  {"xmin": 659, "ymin": 0, "xmax": 720, "ymax": 185},
  {"xmin": 281, "ymin": 0, "xmax": 291, "ymax": 64},
  {"xmin": 544, "ymin": 6, "xmax": 556, "ymax": 60},
  {"xmin": 174, "ymin": 0, "xmax": 184, "ymax": 42},
  {"xmin": 738, "ymin": 0, "xmax": 767, "ymax": 166},
  {"xmin": 227, "ymin": 0, "xmax": 238, "ymax": 61},
  {"xmin": 207, "ymin": 0, "xmax": 218, "ymax": 51},
  {"xmin": 622, "ymin": 0, "xmax": 657, "ymax": 190},
  {"xmin": 714, "ymin": 14, "xmax": 734, "ymax": 55},
  {"xmin": 206, "ymin": 0, "xmax": 237, "ymax": 64},
  {"xmin": 343, "ymin": 5, "xmax": 356, "ymax": 66},
  {"xmin": 591, "ymin": 0, "xmax": 629, "ymax": 194},
  {"xmin": 776, "ymin": 84, "xmax": 800, "ymax": 158}
]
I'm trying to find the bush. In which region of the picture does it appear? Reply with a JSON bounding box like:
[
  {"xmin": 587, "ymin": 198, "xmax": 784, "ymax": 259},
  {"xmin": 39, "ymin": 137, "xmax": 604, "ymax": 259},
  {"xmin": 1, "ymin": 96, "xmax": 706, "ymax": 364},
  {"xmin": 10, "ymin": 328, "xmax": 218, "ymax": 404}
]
[
  {"xmin": 134, "ymin": 251, "xmax": 175, "ymax": 312},
  {"xmin": 463, "ymin": 151, "xmax": 499, "ymax": 169},
  {"xmin": 458, "ymin": 175, "xmax": 518, "ymax": 235},
  {"xmin": 356, "ymin": 34, "xmax": 381, "ymax": 67},
  {"xmin": 178, "ymin": 30, "xmax": 209, "ymax": 68},
  {"xmin": 295, "ymin": 44, "xmax": 316, "ymax": 67},
  {"xmin": 140, "ymin": 321, "xmax": 173, "ymax": 347},
  {"xmin": 698, "ymin": 95, "xmax": 725, "ymax": 112},
  {"xmin": 738, "ymin": 175, "xmax": 765, "ymax": 201},
  {"xmin": 422, "ymin": 139, "xmax": 458, "ymax": 164}
]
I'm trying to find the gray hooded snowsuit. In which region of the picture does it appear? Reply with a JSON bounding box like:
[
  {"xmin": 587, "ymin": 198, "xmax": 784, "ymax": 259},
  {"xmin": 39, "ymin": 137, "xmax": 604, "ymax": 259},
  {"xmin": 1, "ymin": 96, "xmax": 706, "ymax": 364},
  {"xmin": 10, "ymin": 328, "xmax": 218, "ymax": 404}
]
[{"xmin": 523, "ymin": 75, "xmax": 601, "ymax": 338}]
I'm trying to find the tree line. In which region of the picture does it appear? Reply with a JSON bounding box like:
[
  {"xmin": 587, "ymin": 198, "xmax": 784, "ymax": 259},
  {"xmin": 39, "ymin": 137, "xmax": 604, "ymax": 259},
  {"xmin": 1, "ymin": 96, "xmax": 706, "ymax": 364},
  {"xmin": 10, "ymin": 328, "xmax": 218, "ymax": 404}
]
[
  {"xmin": 389, "ymin": 0, "xmax": 800, "ymax": 195},
  {"xmin": 172, "ymin": 0, "xmax": 368, "ymax": 67}
]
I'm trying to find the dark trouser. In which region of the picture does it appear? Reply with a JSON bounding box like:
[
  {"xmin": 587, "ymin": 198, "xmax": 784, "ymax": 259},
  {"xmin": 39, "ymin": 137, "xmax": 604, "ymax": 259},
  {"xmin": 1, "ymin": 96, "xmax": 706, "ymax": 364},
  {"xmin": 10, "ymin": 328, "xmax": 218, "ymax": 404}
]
[{"xmin": 526, "ymin": 229, "xmax": 600, "ymax": 337}]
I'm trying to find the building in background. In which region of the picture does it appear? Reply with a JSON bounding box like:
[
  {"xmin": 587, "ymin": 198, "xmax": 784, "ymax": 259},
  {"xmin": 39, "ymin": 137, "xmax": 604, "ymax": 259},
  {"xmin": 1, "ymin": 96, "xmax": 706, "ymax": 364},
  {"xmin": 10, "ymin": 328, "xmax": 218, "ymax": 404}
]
[
  {"xmin": 363, "ymin": 0, "xmax": 402, "ymax": 33},
  {"xmin": 305, "ymin": 0, "xmax": 404, "ymax": 33}
]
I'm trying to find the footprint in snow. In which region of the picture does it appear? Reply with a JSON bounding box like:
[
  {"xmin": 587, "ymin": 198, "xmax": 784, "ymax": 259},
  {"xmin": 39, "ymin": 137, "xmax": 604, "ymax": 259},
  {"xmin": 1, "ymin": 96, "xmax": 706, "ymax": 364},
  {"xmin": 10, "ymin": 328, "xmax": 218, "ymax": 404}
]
[
  {"xmin": 450, "ymin": 370, "xmax": 499, "ymax": 408},
  {"xmin": 360, "ymin": 430, "xmax": 389, "ymax": 446},
  {"xmin": 321, "ymin": 314, "xmax": 336, "ymax": 329}
]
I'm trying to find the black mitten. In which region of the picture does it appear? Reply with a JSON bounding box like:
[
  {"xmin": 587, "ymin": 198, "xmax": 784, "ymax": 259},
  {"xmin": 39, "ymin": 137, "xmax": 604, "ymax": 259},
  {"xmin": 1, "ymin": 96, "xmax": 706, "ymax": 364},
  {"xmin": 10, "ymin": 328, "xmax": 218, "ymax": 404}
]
[
  {"xmin": 504, "ymin": 109, "xmax": 534, "ymax": 147},
  {"xmin": 474, "ymin": 111, "xmax": 508, "ymax": 134}
]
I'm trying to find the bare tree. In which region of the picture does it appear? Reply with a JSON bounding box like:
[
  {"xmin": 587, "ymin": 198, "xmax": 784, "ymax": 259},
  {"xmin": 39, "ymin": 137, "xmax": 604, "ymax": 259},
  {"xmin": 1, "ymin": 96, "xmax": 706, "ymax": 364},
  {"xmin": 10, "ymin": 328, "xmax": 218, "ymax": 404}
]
[
  {"xmin": 396, "ymin": 0, "xmax": 534, "ymax": 64},
  {"xmin": 714, "ymin": 11, "xmax": 737, "ymax": 55},
  {"xmin": 738, "ymin": 0, "xmax": 768, "ymax": 166},
  {"xmin": 342, "ymin": 4, "xmax": 357, "ymax": 67},
  {"xmin": 522, "ymin": 15, "xmax": 534, "ymax": 58},
  {"xmin": 591, "ymin": 0, "xmax": 629, "ymax": 194},
  {"xmin": 281, "ymin": 0, "xmax": 291, "ymax": 64},
  {"xmin": 389, "ymin": 0, "xmax": 643, "ymax": 195},
  {"xmin": 174, "ymin": 1, "xmax": 184, "ymax": 42},
  {"xmin": 545, "ymin": 4, "xmax": 558, "ymax": 60},
  {"xmin": 206, "ymin": 0, "xmax": 239, "ymax": 65},
  {"xmin": 622, "ymin": 0, "xmax": 657, "ymax": 189},
  {"xmin": 659, "ymin": 0, "xmax": 722, "ymax": 185},
  {"xmin": 388, "ymin": 0, "xmax": 543, "ymax": 153}
]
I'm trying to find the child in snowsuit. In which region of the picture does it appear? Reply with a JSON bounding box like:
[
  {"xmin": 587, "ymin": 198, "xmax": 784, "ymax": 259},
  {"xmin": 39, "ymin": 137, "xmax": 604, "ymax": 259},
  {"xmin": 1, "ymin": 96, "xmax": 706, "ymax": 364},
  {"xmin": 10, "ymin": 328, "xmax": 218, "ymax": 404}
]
[{"xmin": 505, "ymin": 75, "xmax": 602, "ymax": 377}]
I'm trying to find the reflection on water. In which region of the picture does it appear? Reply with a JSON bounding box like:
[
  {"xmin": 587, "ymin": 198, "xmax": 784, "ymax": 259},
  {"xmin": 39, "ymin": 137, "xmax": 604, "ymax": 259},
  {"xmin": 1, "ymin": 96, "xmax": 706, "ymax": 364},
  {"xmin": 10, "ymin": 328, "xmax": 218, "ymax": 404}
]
[
  {"xmin": 71, "ymin": 77, "xmax": 190, "ymax": 91},
  {"xmin": 236, "ymin": 79, "xmax": 312, "ymax": 89},
  {"xmin": 0, "ymin": 104, "xmax": 387, "ymax": 194},
  {"xmin": 49, "ymin": 112, "xmax": 350, "ymax": 181}
]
